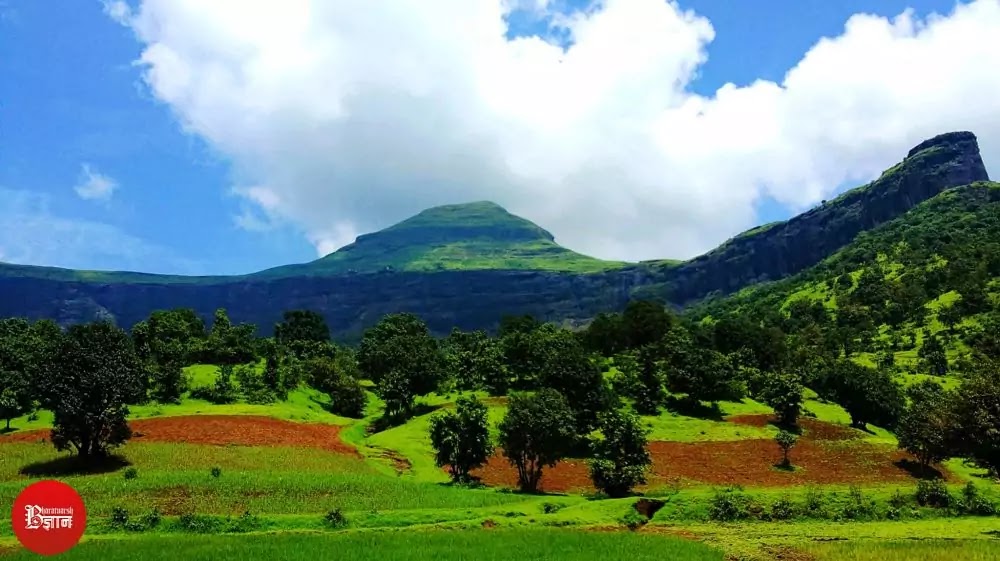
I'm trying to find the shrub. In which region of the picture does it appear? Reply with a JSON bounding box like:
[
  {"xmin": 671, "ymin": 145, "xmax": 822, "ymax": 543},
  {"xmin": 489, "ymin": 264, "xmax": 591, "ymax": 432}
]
[
  {"xmin": 542, "ymin": 502, "xmax": 564, "ymax": 514},
  {"xmin": 774, "ymin": 430, "xmax": 798, "ymax": 468},
  {"xmin": 211, "ymin": 466, "xmax": 222, "ymax": 478},
  {"xmin": 620, "ymin": 509, "xmax": 648, "ymax": 531},
  {"xmin": 140, "ymin": 508, "xmax": 162, "ymax": 529},
  {"xmin": 227, "ymin": 511, "xmax": 263, "ymax": 533},
  {"xmin": 110, "ymin": 507, "xmax": 130, "ymax": 528},
  {"xmin": 709, "ymin": 487, "xmax": 754, "ymax": 522},
  {"xmin": 429, "ymin": 396, "xmax": 493, "ymax": 483},
  {"xmin": 915, "ymin": 479, "xmax": 953, "ymax": 508},
  {"xmin": 769, "ymin": 496, "xmax": 796, "ymax": 521},
  {"xmin": 324, "ymin": 508, "xmax": 348, "ymax": 529},
  {"xmin": 958, "ymin": 482, "xmax": 995, "ymax": 515},
  {"xmin": 123, "ymin": 467, "xmax": 138, "ymax": 480},
  {"xmin": 801, "ymin": 488, "xmax": 828, "ymax": 518},
  {"xmin": 588, "ymin": 409, "xmax": 652, "ymax": 498},
  {"xmin": 838, "ymin": 486, "xmax": 877, "ymax": 520},
  {"xmin": 888, "ymin": 489, "xmax": 909, "ymax": 509},
  {"xmin": 177, "ymin": 513, "xmax": 222, "ymax": 533}
]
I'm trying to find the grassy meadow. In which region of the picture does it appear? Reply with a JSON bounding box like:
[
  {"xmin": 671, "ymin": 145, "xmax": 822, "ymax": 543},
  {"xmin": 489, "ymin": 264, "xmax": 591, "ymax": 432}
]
[{"xmin": 2, "ymin": 361, "xmax": 998, "ymax": 561}]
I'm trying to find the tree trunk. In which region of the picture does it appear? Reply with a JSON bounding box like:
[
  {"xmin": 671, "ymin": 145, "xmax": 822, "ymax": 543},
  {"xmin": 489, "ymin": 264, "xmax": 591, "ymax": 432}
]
[{"xmin": 4, "ymin": 418, "xmax": 9, "ymax": 430}]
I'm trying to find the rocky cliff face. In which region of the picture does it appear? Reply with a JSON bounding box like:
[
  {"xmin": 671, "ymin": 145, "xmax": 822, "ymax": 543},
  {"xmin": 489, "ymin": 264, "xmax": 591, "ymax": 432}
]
[{"xmin": 0, "ymin": 132, "xmax": 989, "ymax": 339}]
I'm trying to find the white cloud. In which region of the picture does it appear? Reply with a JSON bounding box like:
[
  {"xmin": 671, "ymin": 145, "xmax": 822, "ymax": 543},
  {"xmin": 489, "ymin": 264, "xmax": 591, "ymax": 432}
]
[
  {"xmin": 74, "ymin": 164, "xmax": 119, "ymax": 201},
  {"xmin": 101, "ymin": 0, "xmax": 132, "ymax": 25},
  {"xmin": 120, "ymin": 0, "xmax": 1000, "ymax": 261},
  {"xmin": 0, "ymin": 187, "xmax": 199, "ymax": 273}
]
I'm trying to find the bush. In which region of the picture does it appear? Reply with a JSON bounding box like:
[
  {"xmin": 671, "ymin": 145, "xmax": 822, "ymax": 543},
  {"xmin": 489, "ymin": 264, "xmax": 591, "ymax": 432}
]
[
  {"xmin": 915, "ymin": 479, "xmax": 953, "ymax": 508},
  {"xmin": 227, "ymin": 511, "xmax": 263, "ymax": 533},
  {"xmin": 123, "ymin": 467, "xmax": 138, "ymax": 480},
  {"xmin": 801, "ymin": 488, "xmax": 828, "ymax": 518},
  {"xmin": 140, "ymin": 508, "xmax": 162, "ymax": 529},
  {"xmin": 838, "ymin": 486, "xmax": 877, "ymax": 520},
  {"xmin": 211, "ymin": 466, "xmax": 222, "ymax": 478},
  {"xmin": 620, "ymin": 509, "xmax": 648, "ymax": 531},
  {"xmin": 177, "ymin": 513, "xmax": 222, "ymax": 533},
  {"xmin": 110, "ymin": 507, "xmax": 130, "ymax": 528},
  {"xmin": 958, "ymin": 482, "xmax": 995, "ymax": 515},
  {"xmin": 324, "ymin": 508, "xmax": 348, "ymax": 529},
  {"xmin": 708, "ymin": 487, "xmax": 754, "ymax": 522},
  {"xmin": 542, "ymin": 502, "xmax": 564, "ymax": 514},
  {"xmin": 888, "ymin": 489, "xmax": 909, "ymax": 509},
  {"xmin": 327, "ymin": 374, "xmax": 367, "ymax": 418},
  {"xmin": 769, "ymin": 496, "xmax": 796, "ymax": 521}
]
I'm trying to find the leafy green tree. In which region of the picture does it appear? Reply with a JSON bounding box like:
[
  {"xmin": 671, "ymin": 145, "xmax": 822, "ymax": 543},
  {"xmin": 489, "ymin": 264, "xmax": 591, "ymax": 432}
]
[
  {"xmin": 938, "ymin": 304, "xmax": 963, "ymax": 334},
  {"xmin": 210, "ymin": 364, "xmax": 237, "ymax": 404},
  {"xmin": 131, "ymin": 308, "xmax": 206, "ymax": 366},
  {"xmin": 756, "ymin": 372, "xmax": 804, "ymax": 428},
  {"xmin": 0, "ymin": 369, "xmax": 33, "ymax": 431},
  {"xmin": 951, "ymin": 358, "xmax": 1000, "ymax": 476},
  {"xmin": 203, "ymin": 309, "xmax": 258, "ymax": 365},
  {"xmin": 666, "ymin": 347, "xmax": 743, "ymax": 406},
  {"xmin": 817, "ymin": 360, "xmax": 904, "ymax": 430},
  {"xmin": 149, "ymin": 360, "xmax": 187, "ymax": 404},
  {"xmin": 538, "ymin": 329, "xmax": 614, "ymax": 434},
  {"xmin": 326, "ymin": 373, "xmax": 367, "ymax": 419},
  {"xmin": 497, "ymin": 315, "xmax": 541, "ymax": 338},
  {"xmin": 0, "ymin": 320, "xmax": 41, "ymax": 430},
  {"xmin": 775, "ymin": 430, "xmax": 799, "ymax": 468},
  {"xmin": 621, "ymin": 300, "xmax": 673, "ymax": 349},
  {"xmin": 43, "ymin": 322, "xmax": 146, "ymax": 459},
  {"xmin": 274, "ymin": 310, "xmax": 331, "ymax": 360},
  {"xmin": 443, "ymin": 329, "xmax": 506, "ymax": 393},
  {"xmin": 429, "ymin": 396, "xmax": 494, "ymax": 483},
  {"xmin": 633, "ymin": 345, "xmax": 666, "ymax": 414},
  {"xmin": 498, "ymin": 389, "xmax": 576, "ymax": 493},
  {"xmin": 358, "ymin": 313, "xmax": 444, "ymax": 418},
  {"xmin": 581, "ymin": 312, "xmax": 625, "ymax": 356},
  {"xmin": 897, "ymin": 379, "xmax": 955, "ymax": 472},
  {"xmin": 588, "ymin": 408, "xmax": 652, "ymax": 497},
  {"xmin": 235, "ymin": 363, "xmax": 274, "ymax": 405},
  {"xmin": 918, "ymin": 333, "xmax": 948, "ymax": 376}
]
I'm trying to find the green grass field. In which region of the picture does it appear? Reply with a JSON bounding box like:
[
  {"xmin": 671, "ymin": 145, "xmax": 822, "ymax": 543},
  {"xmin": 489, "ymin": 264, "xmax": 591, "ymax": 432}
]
[{"xmin": 2, "ymin": 361, "xmax": 997, "ymax": 561}]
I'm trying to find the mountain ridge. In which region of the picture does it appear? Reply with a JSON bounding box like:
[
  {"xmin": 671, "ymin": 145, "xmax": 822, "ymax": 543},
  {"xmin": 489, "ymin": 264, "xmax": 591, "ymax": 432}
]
[{"xmin": 0, "ymin": 131, "xmax": 990, "ymax": 339}]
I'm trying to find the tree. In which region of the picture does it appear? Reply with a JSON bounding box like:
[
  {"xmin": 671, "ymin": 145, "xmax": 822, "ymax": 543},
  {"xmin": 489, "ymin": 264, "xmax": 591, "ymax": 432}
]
[
  {"xmin": 326, "ymin": 372, "xmax": 367, "ymax": 418},
  {"xmin": 951, "ymin": 358, "xmax": 1000, "ymax": 476},
  {"xmin": 358, "ymin": 314, "xmax": 444, "ymax": 417},
  {"xmin": 498, "ymin": 389, "xmax": 576, "ymax": 493},
  {"xmin": 203, "ymin": 309, "xmax": 258, "ymax": 365},
  {"xmin": 775, "ymin": 430, "xmax": 799, "ymax": 468},
  {"xmin": 756, "ymin": 372, "xmax": 804, "ymax": 428},
  {"xmin": 274, "ymin": 310, "xmax": 331, "ymax": 360},
  {"xmin": 581, "ymin": 312, "xmax": 625, "ymax": 356},
  {"xmin": 0, "ymin": 370, "xmax": 33, "ymax": 431},
  {"xmin": 938, "ymin": 304, "xmax": 963, "ymax": 334},
  {"xmin": 588, "ymin": 408, "xmax": 652, "ymax": 497},
  {"xmin": 897, "ymin": 380, "xmax": 955, "ymax": 473},
  {"xmin": 633, "ymin": 345, "xmax": 666, "ymax": 414},
  {"xmin": 210, "ymin": 364, "xmax": 237, "ymax": 404},
  {"xmin": 918, "ymin": 333, "xmax": 948, "ymax": 376},
  {"xmin": 443, "ymin": 329, "xmax": 506, "ymax": 393},
  {"xmin": 149, "ymin": 360, "xmax": 186, "ymax": 404},
  {"xmin": 538, "ymin": 328, "xmax": 614, "ymax": 434},
  {"xmin": 429, "ymin": 396, "xmax": 494, "ymax": 483},
  {"xmin": 817, "ymin": 360, "xmax": 904, "ymax": 430},
  {"xmin": 44, "ymin": 322, "xmax": 146, "ymax": 459},
  {"xmin": 666, "ymin": 347, "xmax": 743, "ymax": 406},
  {"xmin": 0, "ymin": 321, "xmax": 40, "ymax": 430},
  {"xmin": 131, "ymin": 308, "xmax": 206, "ymax": 366},
  {"xmin": 621, "ymin": 300, "xmax": 672, "ymax": 349},
  {"xmin": 235, "ymin": 363, "xmax": 274, "ymax": 405},
  {"xmin": 261, "ymin": 343, "xmax": 287, "ymax": 400}
]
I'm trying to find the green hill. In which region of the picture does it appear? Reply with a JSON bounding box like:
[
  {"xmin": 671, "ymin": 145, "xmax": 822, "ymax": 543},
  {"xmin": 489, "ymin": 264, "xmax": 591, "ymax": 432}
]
[
  {"xmin": 691, "ymin": 181, "xmax": 1000, "ymax": 370},
  {"xmin": 254, "ymin": 201, "xmax": 626, "ymax": 277}
]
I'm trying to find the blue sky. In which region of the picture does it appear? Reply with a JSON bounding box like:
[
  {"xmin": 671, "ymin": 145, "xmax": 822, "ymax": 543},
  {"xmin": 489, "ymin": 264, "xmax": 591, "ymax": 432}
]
[{"xmin": 0, "ymin": 0, "xmax": 978, "ymax": 274}]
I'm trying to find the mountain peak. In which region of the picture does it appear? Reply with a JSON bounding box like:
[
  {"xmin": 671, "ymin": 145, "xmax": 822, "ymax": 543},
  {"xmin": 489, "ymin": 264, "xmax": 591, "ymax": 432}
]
[
  {"xmin": 253, "ymin": 201, "xmax": 621, "ymax": 277},
  {"xmin": 906, "ymin": 130, "xmax": 980, "ymax": 159}
]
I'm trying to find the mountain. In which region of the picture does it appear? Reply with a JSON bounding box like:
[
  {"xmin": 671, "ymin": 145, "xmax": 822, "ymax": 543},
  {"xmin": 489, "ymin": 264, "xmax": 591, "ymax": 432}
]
[
  {"xmin": 253, "ymin": 201, "xmax": 625, "ymax": 277},
  {"xmin": 0, "ymin": 131, "xmax": 990, "ymax": 340}
]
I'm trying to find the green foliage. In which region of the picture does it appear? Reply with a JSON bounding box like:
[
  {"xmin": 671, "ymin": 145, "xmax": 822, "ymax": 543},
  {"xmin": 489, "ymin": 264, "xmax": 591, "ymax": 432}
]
[
  {"xmin": 498, "ymin": 389, "xmax": 577, "ymax": 493},
  {"xmin": 915, "ymin": 479, "xmax": 953, "ymax": 508},
  {"xmin": 588, "ymin": 408, "xmax": 652, "ymax": 498},
  {"xmin": 817, "ymin": 360, "xmax": 904, "ymax": 430},
  {"xmin": 665, "ymin": 346, "xmax": 744, "ymax": 405},
  {"xmin": 620, "ymin": 509, "xmax": 648, "ymax": 530},
  {"xmin": 774, "ymin": 430, "xmax": 799, "ymax": 468},
  {"xmin": 708, "ymin": 487, "xmax": 757, "ymax": 522},
  {"xmin": 274, "ymin": 310, "xmax": 330, "ymax": 347},
  {"xmin": 896, "ymin": 379, "xmax": 955, "ymax": 470},
  {"xmin": 200, "ymin": 309, "xmax": 257, "ymax": 366},
  {"xmin": 537, "ymin": 328, "xmax": 614, "ymax": 434},
  {"xmin": 210, "ymin": 466, "xmax": 222, "ymax": 478},
  {"xmin": 149, "ymin": 360, "xmax": 187, "ymax": 405},
  {"xmin": 918, "ymin": 332, "xmax": 949, "ymax": 376},
  {"xmin": 326, "ymin": 372, "xmax": 367, "ymax": 419},
  {"xmin": 633, "ymin": 345, "xmax": 668, "ymax": 415},
  {"xmin": 359, "ymin": 313, "xmax": 444, "ymax": 418},
  {"xmin": 234, "ymin": 363, "xmax": 275, "ymax": 405},
  {"xmin": 951, "ymin": 358, "xmax": 1000, "ymax": 476},
  {"xmin": 754, "ymin": 372, "xmax": 804, "ymax": 428},
  {"xmin": 443, "ymin": 329, "xmax": 506, "ymax": 394},
  {"xmin": 621, "ymin": 300, "xmax": 674, "ymax": 349},
  {"xmin": 957, "ymin": 481, "xmax": 996, "ymax": 516},
  {"xmin": 123, "ymin": 467, "xmax": 139, "ymax": 480},
  {"xmin": 323, "ymin": 508, "xmax": 348, "ymax": 529},
  {"xmin": 429, "ymin": 396, "xmax": 494, "ymax": 483},
  {"xmin": 42, "ymin": 321, "xmax": 146, "ymax": 459}
]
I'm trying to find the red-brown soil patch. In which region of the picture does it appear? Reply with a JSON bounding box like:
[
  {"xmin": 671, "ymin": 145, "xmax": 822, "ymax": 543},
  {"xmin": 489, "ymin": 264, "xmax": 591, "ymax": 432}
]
[
  {"xmin": 645, "ymin": 439, "xmax": 945, "ymax": 487},
  {"xmin": 470, "ymin": 450, "xmax": 592, "ymax": 492},
  {"xmin": 469, "ymin": 417, "xmax": 949, "ymax": 491},
  {"xmin": 728, "ymin": 414, "xmax": 861, "ymax": 442},
  {"xmin": 1, "ymin": 415, "xmax": 357, "ymax": 456}
]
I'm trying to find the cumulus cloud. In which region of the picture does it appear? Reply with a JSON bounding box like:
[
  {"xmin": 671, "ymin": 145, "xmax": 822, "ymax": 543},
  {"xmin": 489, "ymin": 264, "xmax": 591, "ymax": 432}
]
[
  {"xmin": 74, "ymin": 163, "xmax": 119, "ymax": 201},
  {"xmin": 0, "ymin": 187, "xmax": 199, "ymax": 273},
  {"xmin": 118, "ymin": 0, "xmax": 1000, "ymax": 261}
]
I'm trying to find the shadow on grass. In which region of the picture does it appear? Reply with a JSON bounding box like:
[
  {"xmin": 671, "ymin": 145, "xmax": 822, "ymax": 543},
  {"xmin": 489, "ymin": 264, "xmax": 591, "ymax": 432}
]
[
  {"xmin": 894, "ymin": 458, "xmax": 945, "ymax": 480},
  {"xmin": 773, "ymin": 462, "xmax": 797, "ymax": 472},
  {"xmin": 368, "ymin": 403, "xmax": 444, "ymax": 434},
  {"xmin": 665, "ymin": 397, "xmax": 724, "ymax": 421},
  {"xmin": 19, "ymin": 454, "xmax": 131, "ymax": 477},
  {"xmin": 0, "ymin": 426, "xmax": 17, "ymax": 435}
]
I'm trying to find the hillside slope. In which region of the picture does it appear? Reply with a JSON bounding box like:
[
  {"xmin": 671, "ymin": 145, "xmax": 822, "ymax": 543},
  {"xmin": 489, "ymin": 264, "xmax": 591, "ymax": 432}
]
[
  {"xmin": 691, "ymin": 181, "xmax": 1000, "ymax": 369},
  {"xmin": 0, "ymin": 131, "xmax": 990, "ymax": 339}
]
